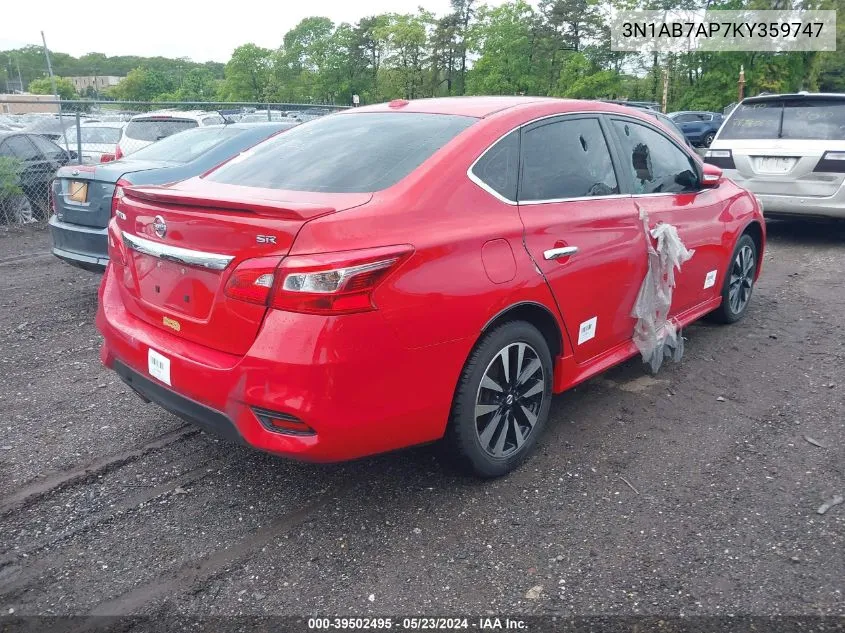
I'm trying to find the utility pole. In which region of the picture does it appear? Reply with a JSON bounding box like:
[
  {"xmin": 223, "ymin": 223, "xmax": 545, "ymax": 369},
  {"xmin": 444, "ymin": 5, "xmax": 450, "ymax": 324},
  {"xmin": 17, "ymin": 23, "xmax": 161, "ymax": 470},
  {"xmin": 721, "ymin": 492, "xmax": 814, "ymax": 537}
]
[
  {"xmin": 738, "ymin": 65, "xmax": 746, "ymax": 102},
  {"xmin": 662, "ymin": 69, "xmax": 669, "ymax": 113},
  {"xmin": 40, "ymin": 31, "xmax": 59, "ymax": 100},
  {"xmin": 16, "ymin": 57, "xmax": 24, "ymax": 93}
]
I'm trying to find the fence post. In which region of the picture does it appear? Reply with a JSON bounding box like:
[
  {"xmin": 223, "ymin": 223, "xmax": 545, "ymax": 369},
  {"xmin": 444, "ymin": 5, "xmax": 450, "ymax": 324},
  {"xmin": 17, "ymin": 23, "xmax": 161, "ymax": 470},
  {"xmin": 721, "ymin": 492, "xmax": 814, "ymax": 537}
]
[
  {"xmin": 75, "ymin": 112, "xmax": 83, "ymax": 165},
  {"xmin": 267, "ymin": 106, "xmax": 271, "ymax": 121}
]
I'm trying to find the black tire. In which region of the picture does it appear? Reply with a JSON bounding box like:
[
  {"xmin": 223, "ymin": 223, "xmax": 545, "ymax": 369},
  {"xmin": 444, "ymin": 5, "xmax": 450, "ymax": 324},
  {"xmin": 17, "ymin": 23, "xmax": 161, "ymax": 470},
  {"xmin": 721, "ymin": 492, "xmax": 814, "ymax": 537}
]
[
  {"xmin": 710, "ymin": 233, "xmax": 757, "ymax": 324},
  {"xmin": 703, "ymin": 132, "xmax": 716, "ymax": 147},
  {"xmin": 443, "ymin": 321, "xmax": 553, "ymax": 478}
]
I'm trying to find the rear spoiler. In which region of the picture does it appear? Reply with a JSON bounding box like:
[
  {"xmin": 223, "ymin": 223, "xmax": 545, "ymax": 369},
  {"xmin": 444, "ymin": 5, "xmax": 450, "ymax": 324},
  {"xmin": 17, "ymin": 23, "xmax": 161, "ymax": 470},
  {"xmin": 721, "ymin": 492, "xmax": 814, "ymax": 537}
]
[{"xmin": 124, "ymin": 185, "xmax": 336, "ymax": 220}]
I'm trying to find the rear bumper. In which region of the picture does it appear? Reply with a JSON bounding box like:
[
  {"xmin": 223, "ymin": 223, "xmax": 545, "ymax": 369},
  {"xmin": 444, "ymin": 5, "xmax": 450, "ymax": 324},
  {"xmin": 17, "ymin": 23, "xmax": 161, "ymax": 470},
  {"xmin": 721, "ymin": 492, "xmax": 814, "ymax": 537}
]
[
  {"xmin": 49, "ymin": 216, "xmax": 108, "ymax": 272},
  {"xmin": 725, "ymin": 171, "xmax": 845, "ymax": 219},
  {"xmin": 114, "ymin": 360, "xmax": 244, "ymax": 444},
  {"xmin": 96, "ymin": 267, "xmax": 467, "ymax": 462}
]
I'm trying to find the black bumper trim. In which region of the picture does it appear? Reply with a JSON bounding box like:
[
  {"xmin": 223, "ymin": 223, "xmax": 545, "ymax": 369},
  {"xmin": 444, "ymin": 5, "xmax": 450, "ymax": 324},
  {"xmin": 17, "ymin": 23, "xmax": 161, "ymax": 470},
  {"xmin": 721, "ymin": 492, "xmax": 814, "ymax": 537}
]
[{"xmin": 114, "ymin": 360, "xmax": 244, "ymax": 444}]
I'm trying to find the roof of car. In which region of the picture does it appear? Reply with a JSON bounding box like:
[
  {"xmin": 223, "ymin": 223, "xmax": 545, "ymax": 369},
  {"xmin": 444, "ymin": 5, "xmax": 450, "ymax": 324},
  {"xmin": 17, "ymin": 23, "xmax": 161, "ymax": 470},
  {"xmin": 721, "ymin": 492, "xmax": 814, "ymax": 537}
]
[
  {"xmin": 129, "ymin": 110, "xmax": 218, "ymax": 121},
  {"xmin": 351, "ymin": 96, "xmax": 555, "ymax": 118},
  {"xmin": 79, "ymin": 120, "xmax": 127, "ymax": 128},
  {"xmin": 670, "ymin": 110, "xmax": 717, "ymax": 115},
  {"xmin": 744, "ymin": 92, "xmax": 845, "ymax": 104}
]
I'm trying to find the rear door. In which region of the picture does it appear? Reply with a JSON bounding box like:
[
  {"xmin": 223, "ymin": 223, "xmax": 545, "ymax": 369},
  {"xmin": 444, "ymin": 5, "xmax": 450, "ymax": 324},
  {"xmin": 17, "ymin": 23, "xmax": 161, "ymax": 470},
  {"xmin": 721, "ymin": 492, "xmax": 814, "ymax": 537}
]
[
  {"xmin": 607, "ymin": 116, "xmax": 727, "ymax": 313},
  {"xmin": 516, "ymin": 114, "xmax": 646, "ymax": 363}
]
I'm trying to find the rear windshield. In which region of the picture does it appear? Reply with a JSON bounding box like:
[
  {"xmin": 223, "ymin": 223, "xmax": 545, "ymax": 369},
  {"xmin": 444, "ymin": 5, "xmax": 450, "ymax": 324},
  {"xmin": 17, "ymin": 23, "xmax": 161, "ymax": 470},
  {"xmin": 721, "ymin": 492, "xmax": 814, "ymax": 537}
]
[
  {"xmin": 720, "ymin": 98, "xmax": 845, "ymax": 140},
  {"xmin": 64, "ymin": 126, "xmax": 122, "ymax": 144},
  {"xmin": 128, "ymin": 126, "xmax": 240, "ymax": 163},
  {"xmin": 205, "ymin": 112, "xmax": 477, "ymax": 193},
  {"xmin": 125, "ymin": 118, "xmax": 198, "ymax": 141}
]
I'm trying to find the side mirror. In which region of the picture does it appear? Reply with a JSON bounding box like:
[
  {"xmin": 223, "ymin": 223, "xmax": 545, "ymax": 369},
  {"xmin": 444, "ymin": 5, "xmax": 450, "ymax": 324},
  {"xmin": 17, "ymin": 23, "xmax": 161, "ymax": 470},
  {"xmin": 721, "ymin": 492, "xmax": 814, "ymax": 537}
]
[{"xmin": 701, "ymin": 162, "xmax": 723, "ymax": 188}]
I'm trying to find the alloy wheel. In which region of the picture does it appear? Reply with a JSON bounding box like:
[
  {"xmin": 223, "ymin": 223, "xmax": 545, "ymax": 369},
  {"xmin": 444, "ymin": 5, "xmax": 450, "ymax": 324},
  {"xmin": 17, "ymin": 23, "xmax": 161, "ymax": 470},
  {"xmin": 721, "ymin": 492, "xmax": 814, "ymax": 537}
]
[
  {"xmin": 729, "ymin": 244, "xmax": 755, "ymax": 314},
  {"xmin": 474, "ymin": 342, "xmax": 546, "ymax": 458}
]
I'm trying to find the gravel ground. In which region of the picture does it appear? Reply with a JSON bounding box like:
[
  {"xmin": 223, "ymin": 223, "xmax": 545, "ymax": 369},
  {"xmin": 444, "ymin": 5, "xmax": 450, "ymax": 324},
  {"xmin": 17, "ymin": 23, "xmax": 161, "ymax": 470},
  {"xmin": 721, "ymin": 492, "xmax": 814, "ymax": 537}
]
[{"xmin": 0, "ymin": 222, "xmax": 842, "ymax": 626}]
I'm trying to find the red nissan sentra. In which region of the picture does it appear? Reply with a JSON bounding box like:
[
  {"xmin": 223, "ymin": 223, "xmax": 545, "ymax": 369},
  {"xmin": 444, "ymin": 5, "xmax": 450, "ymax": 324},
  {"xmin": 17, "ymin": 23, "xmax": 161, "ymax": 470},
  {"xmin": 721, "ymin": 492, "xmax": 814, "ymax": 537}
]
[{"xmin": 97, "ymin": 97, "xmax": 764, "ymax": 477}]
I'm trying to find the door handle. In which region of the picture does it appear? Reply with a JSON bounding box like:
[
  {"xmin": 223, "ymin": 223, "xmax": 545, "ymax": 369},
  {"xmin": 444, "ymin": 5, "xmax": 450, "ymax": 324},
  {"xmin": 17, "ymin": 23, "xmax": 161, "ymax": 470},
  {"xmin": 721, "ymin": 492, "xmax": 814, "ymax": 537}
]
[{"xmin": 543, "ymin": 246, "xmax": 579, "ymax": 260}]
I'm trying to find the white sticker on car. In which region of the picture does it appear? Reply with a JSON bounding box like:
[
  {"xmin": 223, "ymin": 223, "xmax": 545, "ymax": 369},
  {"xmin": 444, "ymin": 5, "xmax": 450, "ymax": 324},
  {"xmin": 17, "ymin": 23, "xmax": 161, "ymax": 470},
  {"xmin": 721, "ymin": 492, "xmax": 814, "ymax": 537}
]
[
  {"xmin": 578, "ymin": 317, "xmax": 597, "ymax": 345},
  {"xmin": 704, "ymin": 269, "xmax": 718, "ymax": 289},
  {"xmin": 148, "ymin": 348, "xmax": 171, "ymax": 386}
]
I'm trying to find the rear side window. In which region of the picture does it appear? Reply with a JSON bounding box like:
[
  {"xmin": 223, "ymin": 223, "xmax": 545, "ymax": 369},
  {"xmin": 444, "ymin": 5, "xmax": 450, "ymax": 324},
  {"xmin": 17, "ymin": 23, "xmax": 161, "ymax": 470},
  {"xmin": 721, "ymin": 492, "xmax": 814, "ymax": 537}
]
[
  {"xmin": 28, "ymin": 134, "xmax": 65, "ymax": 160},
  {"xmin": 471, "ymin": 130, "xmax": 519, "ymax": 201},
  {"xmin": 206, "ymin": 113, "xmax": 476, "ymax": 193},
  {"xmin": 4, "ymin": 135, "xmax": 39, "ymax": 161},
  {"xmin": 721, "ymin": 98, "xmax": 845, "ymax": 141},
  {"xmin": 612, "ymin": 120, "xmax": 699, "ymax": 194},
  {"xmin": 519, "ymin": 118, "xmax": 618, "ymax": 201},
  {"xmin": 125, "ymin": 118, "xmax": 198, "ymax": 141}
]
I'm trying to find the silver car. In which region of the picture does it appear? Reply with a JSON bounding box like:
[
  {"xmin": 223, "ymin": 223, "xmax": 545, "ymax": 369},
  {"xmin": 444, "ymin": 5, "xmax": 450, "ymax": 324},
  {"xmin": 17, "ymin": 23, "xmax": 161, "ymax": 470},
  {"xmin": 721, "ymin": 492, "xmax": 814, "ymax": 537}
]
[
  {"xmin": 60, "ymin": 120, "xmax": 126, "ymax": 164},
  {"xmin": 706, "ymin": 92, "xmax": 845, "ymax": 220}
]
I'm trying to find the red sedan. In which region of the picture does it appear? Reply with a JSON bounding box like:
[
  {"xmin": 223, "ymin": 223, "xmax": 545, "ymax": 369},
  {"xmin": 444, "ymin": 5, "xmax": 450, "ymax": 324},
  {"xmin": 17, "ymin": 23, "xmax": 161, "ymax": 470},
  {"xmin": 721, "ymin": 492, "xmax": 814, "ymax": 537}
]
[{"xmin": 97, "ymin": 97, "xmax": 764, "ymax": 477}]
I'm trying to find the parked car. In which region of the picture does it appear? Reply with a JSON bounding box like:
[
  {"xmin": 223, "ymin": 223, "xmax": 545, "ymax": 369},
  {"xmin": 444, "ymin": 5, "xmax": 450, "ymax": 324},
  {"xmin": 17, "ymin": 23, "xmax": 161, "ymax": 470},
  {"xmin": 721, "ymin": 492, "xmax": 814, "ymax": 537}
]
[
  {"xmin": 23, "ymin": 114, "xmax": 82, "ymax": 143},
  {"xmin": 706, "ymin": 92, "xmax": 845, "ymax": 220},
  {"xmin": 50, "ymin": 122, "xmax": 297, "ymax": 272},
  {"xmin": 96, "ymin": 97, "xmax": 764, "ymax": 477},
  {"xmin": 0, "ymin": 131, "xmax": 73, "ymax": 219},
  {"xmin": 601, "ymin": 101, "xmax": 693, "ymax": 148},
  {"xmin": 61, "ymin": 121, "xmax": 126, "ymax": 164},
  {"xmin": 668, "ymin": 111, "xmax": 724, "ymax": 147},
  {"xmin": 240, "ymin": 111, "xmax": 287, "ymax": 123},
  {"xmin": 115, "ymin": 110, "xmax": 227, "ymax": 159}
]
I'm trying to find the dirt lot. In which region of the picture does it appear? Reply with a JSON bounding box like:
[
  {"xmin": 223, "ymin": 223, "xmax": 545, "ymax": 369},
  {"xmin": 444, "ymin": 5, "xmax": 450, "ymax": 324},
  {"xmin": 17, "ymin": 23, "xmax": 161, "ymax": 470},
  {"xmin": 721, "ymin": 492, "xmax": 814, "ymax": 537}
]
[{"xmin": 0, "ymin": 222, "xmax": 842, "ymax": 626}]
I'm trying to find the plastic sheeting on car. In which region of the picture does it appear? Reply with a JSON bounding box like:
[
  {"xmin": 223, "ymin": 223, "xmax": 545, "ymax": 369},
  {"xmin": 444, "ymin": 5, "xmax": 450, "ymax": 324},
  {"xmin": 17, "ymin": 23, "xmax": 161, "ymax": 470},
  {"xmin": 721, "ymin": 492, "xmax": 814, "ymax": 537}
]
[{"xmin": 631, "ymin": 206, "xmax": 694, "ymax": 373}]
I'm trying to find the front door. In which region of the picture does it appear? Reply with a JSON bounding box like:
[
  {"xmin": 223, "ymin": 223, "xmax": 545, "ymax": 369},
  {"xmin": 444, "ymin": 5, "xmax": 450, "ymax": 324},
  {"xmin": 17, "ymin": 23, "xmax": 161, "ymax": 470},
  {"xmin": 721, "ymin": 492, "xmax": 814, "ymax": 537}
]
[
  {"xmin": 607, "ymin": 117, "xmax": 728, "ymax": 313},
  {"xmin": 516, "ymin": 115, "xmax": 647, "ymax": 363}
]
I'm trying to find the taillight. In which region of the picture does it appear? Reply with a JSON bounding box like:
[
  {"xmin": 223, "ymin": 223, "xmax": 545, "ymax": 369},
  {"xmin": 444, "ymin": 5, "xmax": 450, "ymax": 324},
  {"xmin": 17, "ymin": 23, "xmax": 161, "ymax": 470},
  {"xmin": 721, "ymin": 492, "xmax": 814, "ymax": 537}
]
[
  {"xmin": 223, "ymin": 257, "xmax": 282, "ymax": 305},
  {"xmin": 111, "ymin": 178, "xmax": 131, "ymax": 217},
  {"xmin": 813, "ymin": 151, "xmax": 845, "ymax": 173},
  {"xmin": 100, "ymin": 153, "xmax": 116, "ymax": 163},
  {"xmin": 272, "ymin": 245, "xmax": 413, "ymax": 315},
  {"xmin": 224, "ymin": 245, "xmax": 413, "ymax": 315},
  {"xmin": 704, "ymin": 149, "xmax": 735, "ymax": 169},
  {"xmin": 113, "ymin": 145, "xmax": 124, "ymax": 161},
  {"xmin": 49, "ymin": 179, "xmax": 58, "ymax": 216},
  {"xmin": 107, "ymin": 219, "xmax": 125, "ymax": 266}
]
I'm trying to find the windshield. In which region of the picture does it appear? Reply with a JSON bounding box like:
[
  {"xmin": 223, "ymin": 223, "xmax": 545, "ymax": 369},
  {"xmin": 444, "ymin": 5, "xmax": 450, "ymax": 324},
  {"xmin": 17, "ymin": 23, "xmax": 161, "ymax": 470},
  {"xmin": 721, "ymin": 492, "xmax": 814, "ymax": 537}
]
[
  {"xmin": 124, "ymin": 118, "xmax": 198, "ymax": 141},
  {"xmin": 205, "ymin": 112, "xmax": 477, "ymax": 193},
  {"xmin": 720, "ymin": 98, "xmax": 845, "ymax": 140},
  {"xmin": 128, "ymin": 126, "xmax": 241, "ymax": 163},
  {"xmin": 63, "ymin": 126, "xmax": 123, "ymax": 144}
]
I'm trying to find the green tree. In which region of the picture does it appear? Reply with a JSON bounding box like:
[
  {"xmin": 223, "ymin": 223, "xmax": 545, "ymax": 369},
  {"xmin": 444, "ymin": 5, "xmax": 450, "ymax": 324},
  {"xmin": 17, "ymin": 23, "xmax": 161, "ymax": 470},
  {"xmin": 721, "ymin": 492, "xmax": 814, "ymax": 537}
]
[
  {"xmin": 220, "ymin": 44, "xmax": 273, "ymax": 101},
  {"xmin": 110, "ymin": 66, "xmax": 174, "ymax": 101},
  {"xmin": 467, "ymin": 1, "xmax": 542, "ymax": 95},
  {"xmin": 28, "ymin": 76, "xmax": 78, "ymax": 99}
]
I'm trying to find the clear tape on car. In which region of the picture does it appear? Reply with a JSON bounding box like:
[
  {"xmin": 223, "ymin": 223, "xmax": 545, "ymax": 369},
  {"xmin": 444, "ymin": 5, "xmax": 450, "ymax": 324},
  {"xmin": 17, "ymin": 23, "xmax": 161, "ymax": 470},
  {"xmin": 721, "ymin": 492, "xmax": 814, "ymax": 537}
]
[{"xmin": 631, "ymin": 205, "xmax": 694, "ymax": 373}]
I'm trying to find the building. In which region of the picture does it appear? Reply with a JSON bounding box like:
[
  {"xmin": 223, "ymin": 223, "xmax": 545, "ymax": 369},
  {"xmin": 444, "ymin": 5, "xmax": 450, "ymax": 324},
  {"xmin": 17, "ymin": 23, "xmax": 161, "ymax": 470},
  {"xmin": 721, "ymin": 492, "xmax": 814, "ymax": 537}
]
[
  {"xmin": 0, "ymin": 93, "xmax": 59, "ymax": 114},
  {"xmin": 68, "ymin": 76, "xmax": 123, "ymax": 94}
]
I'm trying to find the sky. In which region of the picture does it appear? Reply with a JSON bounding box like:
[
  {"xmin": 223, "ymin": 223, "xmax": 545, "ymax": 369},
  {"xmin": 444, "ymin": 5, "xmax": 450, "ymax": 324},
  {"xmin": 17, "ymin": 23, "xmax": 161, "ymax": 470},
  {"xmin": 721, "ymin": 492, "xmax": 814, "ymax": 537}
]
[{"xmin": 2, "ymin": 0, "xmax": 460, "ymax": 63}]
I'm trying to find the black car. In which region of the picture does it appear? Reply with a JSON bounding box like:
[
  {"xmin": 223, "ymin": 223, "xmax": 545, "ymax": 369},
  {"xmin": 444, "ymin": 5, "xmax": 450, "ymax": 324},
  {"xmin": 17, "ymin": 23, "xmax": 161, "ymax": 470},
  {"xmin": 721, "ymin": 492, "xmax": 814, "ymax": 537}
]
[
  {"xmin": 0, "ymin": 131, "xmax": 73, "ymax": 222},
  {"xmin": 49, "ymin": 121, "xmax": 297, "ymax": 272}
]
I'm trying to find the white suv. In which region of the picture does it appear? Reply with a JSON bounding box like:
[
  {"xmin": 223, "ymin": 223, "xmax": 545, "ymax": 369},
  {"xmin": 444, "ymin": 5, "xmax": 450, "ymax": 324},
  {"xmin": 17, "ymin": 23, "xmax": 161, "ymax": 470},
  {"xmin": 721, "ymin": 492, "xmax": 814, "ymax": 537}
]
[
  {"xmin": 115, "ymin": 110, "xmax": 225, "ymax": 158},
  {"xmin": 706, "ymin": 93, "xmax": 845, "ymax": 220}
]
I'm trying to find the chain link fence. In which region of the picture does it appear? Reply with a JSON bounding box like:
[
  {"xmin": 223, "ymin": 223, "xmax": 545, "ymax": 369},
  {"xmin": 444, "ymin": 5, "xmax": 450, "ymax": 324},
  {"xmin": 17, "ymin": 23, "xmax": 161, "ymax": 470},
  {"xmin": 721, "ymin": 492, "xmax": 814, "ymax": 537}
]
[{"xmin": 0, "ymin": 99, "xmax": 349, "ymax": 227}]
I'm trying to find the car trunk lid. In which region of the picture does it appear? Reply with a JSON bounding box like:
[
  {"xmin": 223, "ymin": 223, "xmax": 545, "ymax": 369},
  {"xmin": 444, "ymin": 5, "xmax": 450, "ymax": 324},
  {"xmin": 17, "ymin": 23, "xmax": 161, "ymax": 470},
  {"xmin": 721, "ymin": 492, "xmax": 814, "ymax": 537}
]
[
  {"xmin": 112, "ymin": 180, "xmax": 371, "ymax": 355},
  {"xmin": 53, "ymin": 160, "xmax": 167, "ymax": 228}
]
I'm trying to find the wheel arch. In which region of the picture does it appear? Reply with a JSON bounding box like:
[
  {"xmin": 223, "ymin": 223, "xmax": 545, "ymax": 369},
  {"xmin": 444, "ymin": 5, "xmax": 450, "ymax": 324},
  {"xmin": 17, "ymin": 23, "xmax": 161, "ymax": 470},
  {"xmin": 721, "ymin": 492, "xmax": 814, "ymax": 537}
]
[
  {"xmin": 481, "ymin": 301, "xmax": 564, "ymax": 360},
  {"xmin": 741, "ymin": 220, "xmax": 764, "ymax": 279}
]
